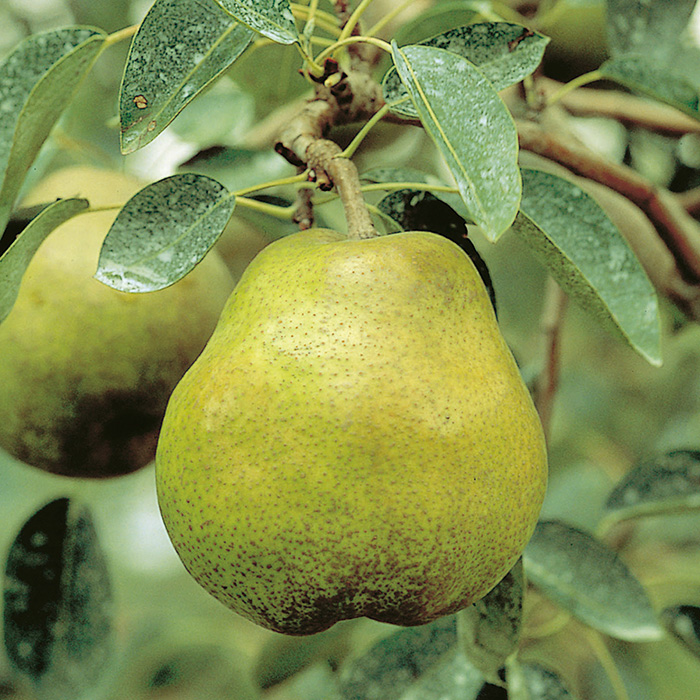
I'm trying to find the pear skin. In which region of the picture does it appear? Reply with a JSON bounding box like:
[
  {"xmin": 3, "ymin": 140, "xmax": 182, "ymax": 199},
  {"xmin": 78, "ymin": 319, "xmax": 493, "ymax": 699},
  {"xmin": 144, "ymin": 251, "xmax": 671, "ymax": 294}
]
[{"xmin": 156, "ymin": 229, "xmax": 547, "ymax": 634}]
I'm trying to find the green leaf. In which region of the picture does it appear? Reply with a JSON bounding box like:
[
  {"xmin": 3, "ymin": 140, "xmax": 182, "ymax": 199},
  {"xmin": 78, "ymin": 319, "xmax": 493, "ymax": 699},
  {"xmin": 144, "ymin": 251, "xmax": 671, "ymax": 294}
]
[
  {"xmin": 95, "ymin": 174, "xmax": 235, "ymax": 293},
  {"xmin": 506, "ymin": 660, "xmax": 577, "ymax": 700},
  {"xmin": 602, "ymin": 450, "xmax": 700, "ymax": 526},
  {"xmin": 398, "ymin": 649, "xmax": 485, "ymax": 700},
  {"xmin": 338, "ymin": 616, "xmax": 458, "ymax": 700},
  {"xmin": 598, "ymin": 57, "xmax": 699, "ymax": 121},
  {"xmin": 523, "ymin": 520, "xmax": 663, "ymax": 642},
  {"xmin": 119, "ymin": 0, "xmax": 254, "ymax": 154},
  {"xmin": 457, "ymin": 559, "xmax": 523, "ymax": 684},
  {"xmin": 384, "ymin": 23, "xmax": 549, "ymax": 118},
  {"xmin": 361, "ymin": 167, "xmax": 438, "ymax": 186},
  {"xmin": 213, "ymin": 0, "xmax": 298, "ymax": 44},
  {"xmin": 0, "ymin": 27, "xmax": 105, "ymax": 234},
  {"xmin": 514, "ymin": 168, "xmax": 662, "ymax": 366},
  {"xmin": 390, "ymin": 42, "xmax": 521, "ymax": 241},
  {"xmin": 3, "ymin": 498, "xmax": 113, "ymax": 700},
  {"xmin": 661, "ymin": 605, "xmax": 700, "ymax": 660},
  {"xmin": 0, "ymin": 198, "xmax": 88, "ymax": 324}
]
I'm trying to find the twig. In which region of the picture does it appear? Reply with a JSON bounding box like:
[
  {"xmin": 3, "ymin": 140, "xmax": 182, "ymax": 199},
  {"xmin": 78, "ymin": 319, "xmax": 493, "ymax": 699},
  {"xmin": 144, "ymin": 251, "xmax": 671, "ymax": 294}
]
[{"xmin": 533, "ymin": 277, "xmax": 568, "ymax": 443}]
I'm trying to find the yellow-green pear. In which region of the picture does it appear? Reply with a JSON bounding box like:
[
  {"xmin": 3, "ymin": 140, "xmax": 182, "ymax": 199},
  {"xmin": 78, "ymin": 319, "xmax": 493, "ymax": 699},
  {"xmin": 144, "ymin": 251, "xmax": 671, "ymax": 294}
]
[
  {"xmin": 0, "ymin": 166, "xmax": 234, "ymax": 478},
  {"xmin": 156, "ymin": 229, "xmax": 548, "ymax": 635}
]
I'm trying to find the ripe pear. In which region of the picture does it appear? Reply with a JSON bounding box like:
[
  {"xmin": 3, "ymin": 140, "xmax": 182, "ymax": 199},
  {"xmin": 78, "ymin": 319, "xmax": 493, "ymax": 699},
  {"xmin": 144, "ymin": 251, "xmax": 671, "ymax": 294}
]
[
  {"xmin": 0, "ymin": 166, "xmax": 234, "ymax": 478},
  {"xmin": 156, "ymin": 229, "xmax": 548, "ymax": 635}
]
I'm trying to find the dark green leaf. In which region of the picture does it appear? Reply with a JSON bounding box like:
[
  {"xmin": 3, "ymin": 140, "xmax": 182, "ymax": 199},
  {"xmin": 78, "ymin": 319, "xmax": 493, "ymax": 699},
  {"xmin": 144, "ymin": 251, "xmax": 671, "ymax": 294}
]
[
  {"xmin": 119, "ymin": 0, "xmax": 254, "ymax": 154},
  {"xmin": 393, "ymin": 1, "xmax": 492, "ymax": 46},
  {"xmin": 0, "ymin": 27, "xmax": 105, "ymax": 234},
  {"xmin": 214, "ymin": 0, "xmax": 298, "ymax": 44},
  {"xmin": 514, "ymin": 168, "xmax": 662, "ymax": 366},
  {"xmin": 3, "ymin": 498, "xmax": 113, "ymax": 699},
  {"xmin": 457, "ymin": 559, "xmax": 523, "ymax": 683},
  {"xmin": 0, "ymin": 198, "xmax": 89, "ymax": 323},
  {"xmin": 523, "ymin": 520, "xmax": 663, "ymax": 642},
  {"xmin": 602, "ymin": 450, "xmax": 700, "ymax": 526},
  {"xmin": 398, "ymin": 649, "xmax": 484, "ymax": 700},
  {"xmin": 384, "ymin": 23, "xmax": 548, "ymax": 118},
  {"xmin": 661, "ymin": 605, "xmax": 700, "ymax": 659},
  {"xmin": 390, "ymin": 42, "xmax": 520, "ymax": 240},
  {"xmin": 506, "ymin": 660, "xmax": 577, "ymax": 700},
  {"xmin": 95, "ymin": 173, "xmax": 235, "ymax": 293},
  {"xmin": 598, "ymin": 57, "xmax": 699, "ymax": 121},
  {"xmin": 338, "ymin": 616, "xmax": 457, "ymax": 700}
]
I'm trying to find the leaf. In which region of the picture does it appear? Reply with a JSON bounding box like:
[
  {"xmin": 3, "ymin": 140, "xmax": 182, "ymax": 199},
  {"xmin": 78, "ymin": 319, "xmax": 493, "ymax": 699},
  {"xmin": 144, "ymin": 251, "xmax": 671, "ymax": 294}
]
[
  {"xmin": 602, "ymin": 450, "xmax": 700, "ymax": 526},
  {"xmin": 598, "ymin": 57, "xmax": 700, "ymax": 121},
  {"xmin": 457, "ymin": 559, "xmax": 524, "ymax": 684},
  {"xmin": 390, "ymin": 42, "xmax": 521, "ymax": 241},
  {"xmin": 338, "ymin": 616, "xmax": 457, "ymax": 700},
  {"xmin": 506, "ymin": 660, "xmax": 577, "ymax": 700},
  {"xmin": 0, "ymin": 198, "xmax": 88, "ymax": 323},
  {"xmin": 119, "ymin": 0, "xmax": 254, "ymax": 154},
  {"xmin": 384, "ymin": 23, "xmax": 549, "ymax": 118},
  {"xmin": 95, "ymin": 173, "xmax": 235, "ymax": 293},
  {"xmin": 398, "ymin": 649, "xmax": 485, "ymax": 700},
  {"xmin": 361, "ymin": 167, "xmax": 437, "ymax": 186},
  {"xmin": 3, "ymin": 498, "xmax": 113, "ymax": 700},
  {"xmin": 661, "ymin": 605, "xmax": 700, "ymax": 660},
  {"xmin": 0, "ymin": 27, "xmax": 105, "ymax": 234},
  {"xmin": 523, "ymin": 520, "xmax": 663, "ymax": 642},
  {"xmin": 213, "ymin": 0, "xmax": 298, "ymax": 45},
  {"xmin": 514, "ymin": 168, "xmax": 662, "ymax": 366}
]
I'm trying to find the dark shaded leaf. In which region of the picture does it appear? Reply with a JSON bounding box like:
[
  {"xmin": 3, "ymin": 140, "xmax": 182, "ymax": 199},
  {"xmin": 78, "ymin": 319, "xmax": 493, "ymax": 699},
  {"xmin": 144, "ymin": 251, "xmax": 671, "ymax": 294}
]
[
  {"xmin": 457, "ymin": 559, "xmax": 523, "ymax": 683},
  {"xmin": 661, "ymin": 605, "xmax": 700, "ymax": 659},
  {"xmin": 384, "ymin": 23, "xmax": 548, "ymax": 118},
  {"xmin": 390, "ymin": 42, "xmax": 520, "ymax": 240},
  {"xmin": 393, "ymin": 1, "xmax": 492, "ymax": 46},
  {"xmin": 213, "ymin": 0, "xmax": 298, "ymax": 44},
  {"xmin": 399, "ymin": 649, "xmax": 484, "ymax": 700},
  {"xmin": 523, "ymin": 521, "xmax": 663, "ymax": 642},
  {"xmin": 3, "ymin": 498, "xmax": 112, "ymax": 700},
  {"xmin": 119, "ymin": 0, "xmax": 254, "ymax": 154},
  {"xmin": 339, "ymin": 616, "xmax": 457, "ymax": 700},
  {"xmin": 602, "ymin": 450, "xmax": 700, "ymax": 526},
  {"xmin": 515, "ymin": 168, "xmax": 661, "ymax": 366},
  {"xmin": 0, "ymin": 198, "xmax": 89, "ymax": 323},
  {"xmin": 95, "ymin": 173, "xmax": 235, "ymax": 293},
  {"xmin": 0, "ymin": 27, "xmax": 105, "ymax": 233}
]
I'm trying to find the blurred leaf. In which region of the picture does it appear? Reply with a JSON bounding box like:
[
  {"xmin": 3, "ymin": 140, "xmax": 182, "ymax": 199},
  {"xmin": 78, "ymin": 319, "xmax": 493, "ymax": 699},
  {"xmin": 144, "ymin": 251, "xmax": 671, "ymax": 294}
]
[
  {"xmin": 119, "ymin": 0, "xmax": 254, "ymax": 154},
  {"xmin": 361, "ymin": 167, "xmax": 437, "ymax": 186},
  {"xmin": 399, "ymin": 649, "xmax": 484, "ymax": 700},
  {"xmin": 598, "ymin": 57, "xmax": 699, "ymax": 121},
  {"xmin": 95, "ymin": 173, "xmax": 235, "ymax": 293},
  {"xmin": 3, "ymin": 498, "xmax": 112, "ymax": 700},
  {"xmin": 506, "ymin": 660, "xmax": 577, "ymax": 700},
  {"xmin": 376, "ymin": 189, "xmax": 497, "ymax": 313},
  {"xmin": 523, "ymin": 520, "xmax": 663, "ymax": 642},
  {"xmin": 338, "ymin": 616, "xmax": 457, "ymax": 700},
  {"xmin": 661, "ymin": 605, "xmax": 700, "ymax": 659},
  {"xmin": 0, "ymin": 27, "xmax": 105, "ymax": 234},
  {"xmin": 514, "ymin": 168, "xmax": 662, "ymax": 366},
  {"xmin": 457, "ymin": 559, "xmax": 523, "ymax": 684},
  {"xmin": 390, "ymin": 42, "xmax": 520, "ymax": 240},
  {"xmin": 602, "ymin": 450, "xmax": 700, "ymax": 526},
  {"xmin": 214, "ymin": 0, "xmax": 298, "ymax": 44},
  {"xmin": 393, "ymin": 1, "xmax": 493, "ymax": 46},
  {"xmin": 606, "ymin": 0, "xmax": 697, "ymax": 61},
  {"xmin": 384, "ymin": 23, "xmax": 548, "ymax": 118},
  {"xmin": 0, "ymin": 198, "xmax": 88, "ymax": 323}
]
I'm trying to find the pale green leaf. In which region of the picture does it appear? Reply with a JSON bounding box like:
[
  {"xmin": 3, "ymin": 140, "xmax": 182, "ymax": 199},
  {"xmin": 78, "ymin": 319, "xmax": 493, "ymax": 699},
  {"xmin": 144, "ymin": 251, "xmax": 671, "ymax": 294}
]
[
  {"xmin": 95, "ymin": 174, "xmax": 235, "ymax": 293},
  {"xmin": 457, "ymin": 559, "xmax": 523, "ymax": 684},
  {"xmin": 213, "ymin": 0, "xmax": 298, "ymax": 44},
  {"xmin": 0, "ymin": 27, "xmax": 105, "ymax": 233},
  {"xmin": 119, "ymin": 0, "xmax": 254, "ymax": 154},
  {"xmin": 523, "ymin": 520, "xmax": 663, "ymax": 642},
  {"xmin": 391, "ymin": 42, "xmax": 521, "ymax": 240},
  {"xmin": 384, "ymin": 23, "xmax": 549, "ymax": 118},
  {"xmin": 0, "ymin": 198, "xmax": 88, "ymax": 323},
  {"xmin": 506, "ymin": 660, "xmax": 577, "ymax": 700},
  {"xmin": 399, "ymin": 650, "xmax": 485, "ymax": 700},
  {"xmin": 602, "ymin": 450, "xmax": 700, "ymax": 526},
  {"xmin": 514, "ymin": 168, "xmax": 662, "ymax": 366}
]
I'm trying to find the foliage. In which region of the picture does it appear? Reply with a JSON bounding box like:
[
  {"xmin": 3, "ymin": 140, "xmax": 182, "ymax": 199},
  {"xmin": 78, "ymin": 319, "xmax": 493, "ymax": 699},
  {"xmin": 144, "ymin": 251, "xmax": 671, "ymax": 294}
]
[{"xmin": 1, "ymin": 0, "xmax": 700, "ymax": 698}]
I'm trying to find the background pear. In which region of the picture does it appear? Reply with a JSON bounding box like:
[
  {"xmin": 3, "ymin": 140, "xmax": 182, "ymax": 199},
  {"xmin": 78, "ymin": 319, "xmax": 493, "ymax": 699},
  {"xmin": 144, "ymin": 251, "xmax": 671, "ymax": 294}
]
[
  {"xmin": 156, "ymin": 228, "xmax": 548, "ymax": 635},
  {"xmin": 0, "ymin": 166, "xmax": 234, "ymax": 478}
]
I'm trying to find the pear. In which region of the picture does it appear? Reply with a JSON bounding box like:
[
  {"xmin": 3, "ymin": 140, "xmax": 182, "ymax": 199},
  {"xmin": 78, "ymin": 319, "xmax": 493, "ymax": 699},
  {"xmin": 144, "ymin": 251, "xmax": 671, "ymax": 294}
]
[
  {"xmin": 156, "ymin": 228, "xmax": 548, "ymax": 635},
  {"xmin": 0, "ymin": 166, "xmax": 234, "ymax": 478}
]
